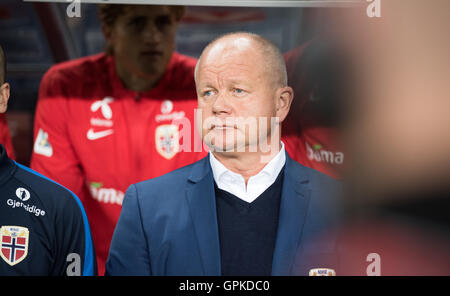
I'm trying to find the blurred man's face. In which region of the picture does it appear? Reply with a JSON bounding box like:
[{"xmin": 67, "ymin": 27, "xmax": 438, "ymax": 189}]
[
  {"xmin": 105, "ymin": 5, "xmax": 179, "ymax": 82},
  {"xmin": 335, "ymin": 0, "xmax": 450, "ymax": 200},
  {"xmin": 196, "ymin": 38, "xmax": 285, "ymax": 153}
]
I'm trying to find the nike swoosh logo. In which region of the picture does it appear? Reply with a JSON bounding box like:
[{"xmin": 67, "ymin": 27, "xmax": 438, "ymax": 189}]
[{"xmin": 87, "ymin": 128, "xmax": 114, "ymax": 140}]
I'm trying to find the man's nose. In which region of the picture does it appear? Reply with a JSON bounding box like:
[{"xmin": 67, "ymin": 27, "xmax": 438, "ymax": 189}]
[
  {"xmin": 212, "ymin": 92, "xmax": 233, "ymax": 117},
  {"xmin": 142, "ymin": 22, "xmax": 161, "ymax": 44}
]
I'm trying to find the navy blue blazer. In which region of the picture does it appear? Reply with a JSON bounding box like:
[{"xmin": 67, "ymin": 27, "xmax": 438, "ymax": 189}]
[{"xmin": 105, "ymin": 152, "xmax": 342, "ymax": 276}]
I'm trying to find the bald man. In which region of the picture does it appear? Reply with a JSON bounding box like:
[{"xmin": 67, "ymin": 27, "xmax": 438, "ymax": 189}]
[{"xmin": 105, "ymin": 32, "xmax": 341, "ymax": 276}]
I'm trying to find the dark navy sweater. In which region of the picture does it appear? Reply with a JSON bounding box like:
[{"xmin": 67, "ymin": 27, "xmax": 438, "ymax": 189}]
[{"xmin": 215, "ymin": 167, "xmax": 284, "ymax": 276}]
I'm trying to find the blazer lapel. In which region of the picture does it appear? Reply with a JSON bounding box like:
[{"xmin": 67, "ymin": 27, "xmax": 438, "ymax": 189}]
[
  {"xmin": 271, "ymin": 152, "xmax": 311, "ymax": 275},
  {"xmin": 185, "ymin": 156, "xmax": 221, "ymax": 275}
]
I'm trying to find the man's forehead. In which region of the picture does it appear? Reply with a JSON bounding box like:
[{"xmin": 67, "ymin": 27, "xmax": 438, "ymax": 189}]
[
  {"xmin": 199, "ymin": 64, "xmax": 254, "ymax": 81},
  {"xmin": 198, "ymin": 58, "xmax": 260, "ymax": 83},
  {"xmin": 197, "ymin": 62, "xmax": 267, "ymax": 88},
  {"xmin": 206, "ymin": 36, "xmax": 256, "ymax": 57},
  {"xmin": 211, "ymin": 36, "xmax": 253, "ymax": 52},
  {"xmin": 201, "ymin": 40, "xmax": 262, "ymax": 70}
]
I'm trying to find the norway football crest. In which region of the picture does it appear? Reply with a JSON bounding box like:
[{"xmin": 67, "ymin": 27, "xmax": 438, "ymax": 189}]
[
  {"xmin": 0, "ymin": 226, "xmax": 29, "ymax": 266},
  {"xmin": 155, "ymin": 124, "xmax": 180, "ymax": 159}
]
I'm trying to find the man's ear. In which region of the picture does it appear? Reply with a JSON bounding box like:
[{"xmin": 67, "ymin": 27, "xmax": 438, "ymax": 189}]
[
  {"xmin": 0, "ymin": 83, "xmax": 10, "ymax": 114},
  {"xmin": 275, "ymin": 86, "xmax": 294, "ymax": 123}
]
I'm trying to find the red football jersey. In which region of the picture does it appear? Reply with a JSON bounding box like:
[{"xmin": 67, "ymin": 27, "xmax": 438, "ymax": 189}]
[
  {"xmin": 31, "ymin": 52, "xmax": 207, "ymax": 275},
  {"xmin": 282, "ymin": 45, "xmax": 344, "ymax": 179},
  {"xmin": 0, "ymin": 113, "xmax": 15, "ymax": 160},
  {"xmin": 283, "ymin": 126, "xmax": 344, "ymax": 180}
]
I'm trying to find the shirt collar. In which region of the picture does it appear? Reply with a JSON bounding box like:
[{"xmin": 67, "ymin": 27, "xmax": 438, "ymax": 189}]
[{"xmin": 209, "ymin": 141, "xmax": 286, "ymax": 185}]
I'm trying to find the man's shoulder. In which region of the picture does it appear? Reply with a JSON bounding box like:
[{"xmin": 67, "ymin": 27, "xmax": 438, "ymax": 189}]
[
  {"xmin": 286, "ymin": 153, "xmax": 341, "ymax": 189},
  {"xmin": 286, "ymin": 154, "xmax": 343, "ymax": 227},
  {"xmin": 125, "ymin": 157, "xmax": 208, "ymax": 214},
  {"xmin": 12, "ymin": 163, "xmax": 84, "ymax": 214},
  {"xmin": 42, "ymin": 53, "xmax": 109, "ymax": 85},
  {"xmin": 39, "ymin": 53, "xmax": 113, "ymax": 99},
  {"xmin": 135, "ymin": 157, "xmax": 206, "ymax": 193}
]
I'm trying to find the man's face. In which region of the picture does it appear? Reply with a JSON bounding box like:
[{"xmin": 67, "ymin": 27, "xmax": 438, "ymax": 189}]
[
  {"xmin": 105, "ymin": 5, "xmax": 179, "ymax": 80},
  {"xmin": 196, "ymin": 38, "xmax": 281, "ymax": 152}
]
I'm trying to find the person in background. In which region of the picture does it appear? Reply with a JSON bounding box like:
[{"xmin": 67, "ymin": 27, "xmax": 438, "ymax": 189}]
[
  {"xmin": 0, "ymin": 44, "xmax": 96, "ymax": 276},
  {"xmin": 30, "ymin": 4, "xmax": 206, "ymax": 275}
]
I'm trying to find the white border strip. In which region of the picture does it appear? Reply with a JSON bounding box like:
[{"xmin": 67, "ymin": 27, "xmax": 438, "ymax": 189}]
[{"xmin": 24, "ymin": 0, "xmax": 364, "ymax": 8}]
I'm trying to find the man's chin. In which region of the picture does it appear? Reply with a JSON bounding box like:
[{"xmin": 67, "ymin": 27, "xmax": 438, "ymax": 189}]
[
  {"xmin": 207, "ymin": 141, "xmax": 249, "ymax": 153},
  {"xmin": 208, "ymin": 144, "xmax": 234, "ymax": 153},
  {"xmin": 138, "ymin": 65, "xmax": 164, "ymax": 78},
  {"xmin": 137, "ymin": 59, "xmax": 168, "ymax": 76}
]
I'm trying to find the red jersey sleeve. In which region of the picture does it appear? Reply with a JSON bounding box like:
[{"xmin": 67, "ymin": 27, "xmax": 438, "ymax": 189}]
[{"xmin": 30, "ymin": 68, "xmax": 85, "ymax": 199}]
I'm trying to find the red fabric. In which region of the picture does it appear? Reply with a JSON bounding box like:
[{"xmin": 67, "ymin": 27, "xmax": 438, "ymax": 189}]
[
  {"xmin": 31, "ymin": 52, "xmax": 207, "ymax": 275},
  {"xmin": 283, "ymin": 126, "xmax": 343, "ymax": 180},
  {"xmin": 282, "ymin": 45, "xmax": 344, "ymax": 179},
  {"xmin": 0, "ymin": 113, "xmax": 15, "ymax": 160}
]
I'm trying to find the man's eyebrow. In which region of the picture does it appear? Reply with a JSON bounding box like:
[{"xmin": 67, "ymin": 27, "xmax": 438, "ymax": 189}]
[
  {"xmin": 228, "ymin": 79, "xmax": 247, "ymax": 85},
  {"xmin": 198, "ymin": 83, "xmax": 216, "ymax": 89}
]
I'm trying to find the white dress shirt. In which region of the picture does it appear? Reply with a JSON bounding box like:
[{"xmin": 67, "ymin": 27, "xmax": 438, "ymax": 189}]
[{"xmin": 209, "ymin": 142, "xmax": 286, "ymax": 203}]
